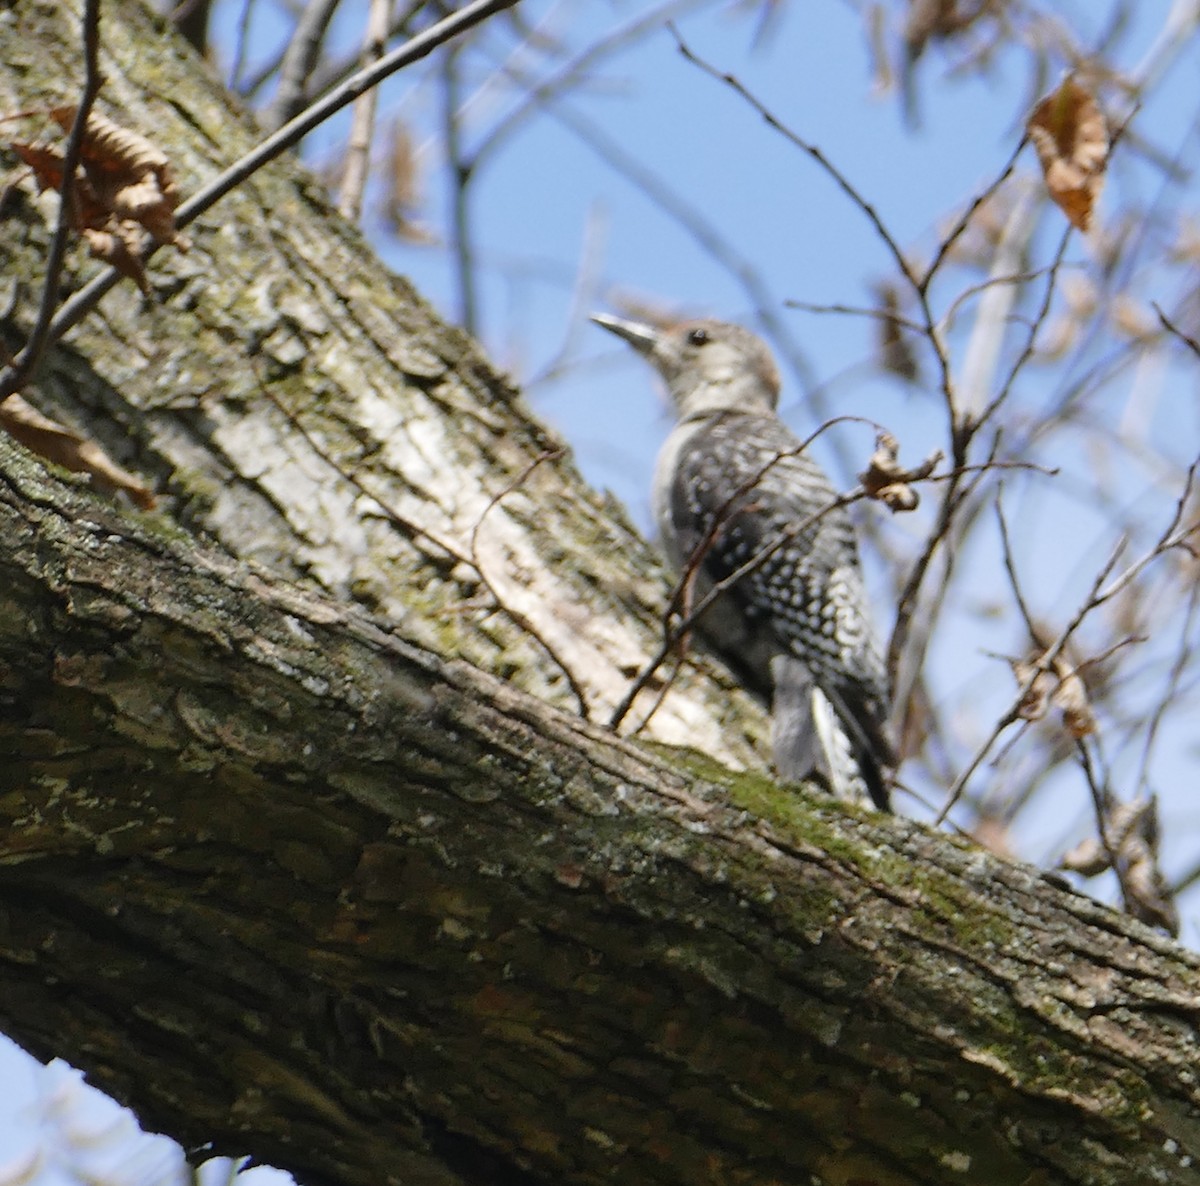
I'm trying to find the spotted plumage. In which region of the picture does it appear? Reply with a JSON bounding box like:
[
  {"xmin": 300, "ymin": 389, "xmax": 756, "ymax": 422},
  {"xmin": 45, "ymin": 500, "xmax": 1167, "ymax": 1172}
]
[{"xmin": 593, "ymin": 313, "xmax": 894, "ymax": 809}]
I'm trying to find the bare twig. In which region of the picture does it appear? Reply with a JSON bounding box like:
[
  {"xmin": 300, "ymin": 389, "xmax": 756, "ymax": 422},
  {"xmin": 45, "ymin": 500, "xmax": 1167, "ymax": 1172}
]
[
  {"xmin": 1155, "ymin": 303, "xmax": 1200, "ymax": 360},
  {"xmin": 0, "ymin": 0, "xmax": 101, "ymax": 400},
  {"xmin": 669, "ymin": 24, "xmax": 954, "ymax": 408},
  {"xmin": 1074, "ymin": 739, "xmax": 1127, "ymax": 904},
  {"xmin": 469, "ymin": 449, "xmax": 592, "ymax": 718},
  {"xmin": 1135, "ymin": 580, "xmax": 1200, "ymax": 794},
  {"xmin": 937, "ymin": 463, "xmax": 1200, "ymax": 822},
  {"xmin": 920, "ymin": 136, "xmax": 1026, "ymax": 291},
  {"xmin": 263, "ymin": 0, "xmax": 340, "ymax": 132},
  {"xmin": 255, "ymin": 375, "xmax": 470, "ymax": 567},
  {"xmin": 338, "ymin": 0, "xmax": 392, "ymax": 222},
  {"xmin": 258, "ymin": 373, "xmax": 588, "ymax": 717},
  {"xmin": 784, "ymin": 299, "xmax": 928, "ymax": 340},
  {"xmin": 994, "ymin": 497, "xmax": 1040, "ymax": 641},
  {"xmin": 443, "ymin": 43, "xmax": 478, "ymax": 335},
  {"xmin": 10, "ymin": 0, "xmax": 520, "ymax": 372}
]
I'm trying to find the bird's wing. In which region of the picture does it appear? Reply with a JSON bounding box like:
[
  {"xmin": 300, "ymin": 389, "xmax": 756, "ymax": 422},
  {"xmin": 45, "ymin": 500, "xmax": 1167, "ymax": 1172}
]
[{"xmin": 671, "ymin": 413, "xmax": 894, "ymax": 774}]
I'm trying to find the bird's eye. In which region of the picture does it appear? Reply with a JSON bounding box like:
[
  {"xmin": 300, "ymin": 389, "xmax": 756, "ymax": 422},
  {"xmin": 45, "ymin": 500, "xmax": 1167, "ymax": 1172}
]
[{"xmin": 687, "ymin": 327, "xmax": 710, "ymax": 347}]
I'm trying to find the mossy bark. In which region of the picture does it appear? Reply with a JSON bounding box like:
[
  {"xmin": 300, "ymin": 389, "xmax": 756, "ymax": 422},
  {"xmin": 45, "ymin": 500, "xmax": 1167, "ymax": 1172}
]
[
  {"xmin": 1, "ymin": 4, "xmax": 1199, "ymax": 1186},
  {"xmin": 0, "ymin": 0, "xmax": 765, "ymax": 766},
  {"xmin": 3, "ymin": 440, "xmax": 1200, "ymax": 1186}
]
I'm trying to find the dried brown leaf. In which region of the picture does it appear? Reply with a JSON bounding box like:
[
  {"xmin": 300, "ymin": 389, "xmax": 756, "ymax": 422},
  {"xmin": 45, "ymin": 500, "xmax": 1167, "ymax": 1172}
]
[
  {"xmin": 380, "ymin": 119, "xmax": 436, "ymax": 245},
  {"xmin": 0, "ymin": 392, "xmax": 156, "ymax": 508},
  {"xmin": 1059, "ymin": 797, "xmax": 1178, "ymax": 935},
  {"xmin": 10, "ymin": 141, "xmax": 109, "ymax": 229},
  {"xmin": 858, "ymin": 431, "xmax": 940, "ymax": 512},
  {"xmin": 1110, "ymin": 296, "xmax": 1158, "ymax": 343},
  {"xmin": 874, "ymin": 281, "xmax": 921, "ymax": 383},
  {"xmin": 50, "ymin": 105, "xmax": 169, "ymax": 178},
  {"xmin": 96, "ymin": 171, "xmax": 189, "ymax": 249},
  {"xmin": 48, "ymin": 106, "xmax": 185, "ymax": 248},
  {"xmin": 1060, "ymin": 835, "xmax": 1109, "ymax": 878},
  {"xmin": 904, "ymin": 0, "xmax": 969, "ymax": 59},
  {"xmin": 971, "ymin": 812, "xmax": 1015, "ymax": 860},
  {"xmin": 1050, "ymin": 663, "xmax": 1097, "ymax": 739},
  {"xmin": 8, "ymin": 104, "xmax": 187, "ymax": 283},
  {"xmin": 11, "ymin": 140, "xmax": 66, "ymax": 191},
  {"xmin": 83, "ymin": 225, "xmax": 150, "ymax": 294},
  {"xmin": 1011, "ymin": 657, "xmax": 1054, "ymax": 722},
  {"xmin": 1027, "ymin": 77, "xmax": 1108, "ymax": 232}
]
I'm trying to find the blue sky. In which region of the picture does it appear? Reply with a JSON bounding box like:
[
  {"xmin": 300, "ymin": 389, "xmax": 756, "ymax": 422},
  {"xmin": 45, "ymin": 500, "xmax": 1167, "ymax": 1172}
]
[{"xmin": 3, "ymin": 0, "xmax": 1200, "ymax": 1177}]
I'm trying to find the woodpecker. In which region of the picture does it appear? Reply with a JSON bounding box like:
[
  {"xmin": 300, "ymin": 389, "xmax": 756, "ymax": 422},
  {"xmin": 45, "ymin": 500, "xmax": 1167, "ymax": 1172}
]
[{"xmin": 593, "ymin": 313, "xmax": 894, "ymax": 810}]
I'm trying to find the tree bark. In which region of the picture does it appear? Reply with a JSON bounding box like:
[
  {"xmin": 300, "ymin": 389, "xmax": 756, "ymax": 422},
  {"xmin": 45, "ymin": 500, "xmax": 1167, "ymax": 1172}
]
[
  {"xmin": 1, "ymin": 4, "xmax": 1200, "ymax": 1186},
  {"xmin": 0, "ymin": 0, "xmax": 765, "ymax": 767},
  {"xmin": 4, "ymin": 437, "xmax": 1200, "ymax": 1186}
]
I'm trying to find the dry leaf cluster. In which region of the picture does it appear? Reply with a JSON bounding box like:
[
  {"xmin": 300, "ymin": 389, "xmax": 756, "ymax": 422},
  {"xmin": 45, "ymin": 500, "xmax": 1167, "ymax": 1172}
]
[
  {"xmin": 1011, "ymin": 652, "xmax": 1097, "ymax": 740},
  {"xmin": 858, "ymin": 432, "xmax": 941, "ymax": 512},
  {"xmin": 379, "ymin": 119, "xmax": 436, "ymax": 245},
  {"xmin": 874, "ymin": 281, "xmax": 921, "ymax": 382},
  {"xmin": 903, "ymin": 0, "xmax": 999, "ymax": 62},
  {"xmin": 0, "ymin": 391, "xmax": 155, "ymax": 508},
  {"xmin": 1, "ymin": 103, "xmax": 172, "ymax": 507},
  {"xmin": 10, "ymin": 104, "xmax": 187, "ymax": 292},
  {"xmin": 1061, "ymin": 795, "xmax": 1179, "ymax": 935},
  {"xmin": 1026, "ymin": 77, "xmax": 1109, "ymax": 232}
]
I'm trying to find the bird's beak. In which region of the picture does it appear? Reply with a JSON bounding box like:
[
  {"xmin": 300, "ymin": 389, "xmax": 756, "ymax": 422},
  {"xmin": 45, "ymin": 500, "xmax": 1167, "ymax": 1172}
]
[{"xmin": 590, "ymin": 313, "xmax": 661, "ymax": 356}]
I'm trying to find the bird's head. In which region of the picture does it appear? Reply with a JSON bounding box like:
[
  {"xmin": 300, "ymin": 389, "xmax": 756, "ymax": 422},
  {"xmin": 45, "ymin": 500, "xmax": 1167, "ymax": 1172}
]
[{"xmin": 592, "ymin": 314, "xmax": 781, "ymax": 420}]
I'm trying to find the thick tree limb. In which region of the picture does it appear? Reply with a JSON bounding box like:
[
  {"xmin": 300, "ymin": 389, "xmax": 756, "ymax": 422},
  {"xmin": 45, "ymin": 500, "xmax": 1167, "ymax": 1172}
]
[{"xmin": 2, "ymin": 441, "xmax": 1200, "ymax": 1186}]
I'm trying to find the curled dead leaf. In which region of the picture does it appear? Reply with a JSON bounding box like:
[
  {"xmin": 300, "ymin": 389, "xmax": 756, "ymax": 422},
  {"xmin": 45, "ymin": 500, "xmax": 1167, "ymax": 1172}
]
[
  {"xmin": 49, "ymin": 105, "xmax": 174, "ymax": 198},
  {"xmin": 11, "ymin": 140, "xmax": 67, "ymax": 191},
  {"xmin": 1059, "ymin": 835, "xmax": 1110, "ymax": 878},
  {"xmin": 380, "ymin": 118, "xmax": 437, "ymax": 245},
  {"xmin": 1011, "ymin": 657, "xmax": 1054, "ymax": 722},
  {"xmin": 1027, "ymin": 77, "xmax": 1108, "ymax": 232},
  {"xmin": 1050, "ymin": 662, "xmax": 1096, "ymax": 739},
  {"xmin": 1059, "ymin": 796, "xmax": 1178, "ymax": 936},
  {"xmin": 874, "ymin": 281, "xmax": 920, "ymax": 383},
  {"xmin": 0, "ymin": 392, "xmax": 156, "ymax": 508},
  {"xmin": 1011, "ymin": 651, "xmax": 1098, "ymax": 737},
  {"xmin": 858, "ymin": 431, "xmax": 940, "ymax": 512},
  {"xmin": 8, "ymin": 104, "xmax": 187, "ymax": 271},
  {"xmin": 83, "ymin": 226, "xmax": 150, "ymax": 294}
]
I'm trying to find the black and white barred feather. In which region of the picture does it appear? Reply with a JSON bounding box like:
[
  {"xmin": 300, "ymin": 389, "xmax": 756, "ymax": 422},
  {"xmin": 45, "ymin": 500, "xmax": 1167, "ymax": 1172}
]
[{"xmin": 593, "ymin": 313, "xmax": 894, "ymax": 810}]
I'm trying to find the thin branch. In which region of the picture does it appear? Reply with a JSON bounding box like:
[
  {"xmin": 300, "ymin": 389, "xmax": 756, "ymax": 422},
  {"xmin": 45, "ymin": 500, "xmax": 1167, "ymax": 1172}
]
[
  {"xmin": 994, "ymin": 497, "xmax": 1040, "ymax": 642},
  {"xmin": 1075, "ymin": 738, "xmax": 1129, "ymax": 909},
  {"xmin": 255, "ymin": 374, "xmax": 471, "ymax": 568},
  {"xmin": 468, "ymin": 0, "xmax": 718, "ymax": 177},
  {"xmin": 258, "ymin": 375, "xmax": 589, "ymax": 717},
  {"xmin": 669, "ymin": 26, "xmax": 918, "ymax": 295},
  {"xmin": 920, "ymin": 136, "xmax": 1026, "ymax": 292},
  {"xmin": 338, "ymin": 0, "xmax": 392, "ymax": 222},
  {"xmin": 227, "ymin": 0, "xmax": 257, "ymax": 93},
  {"xmin": 936, "ymin": 463, "xmax": 1200, "ymax": 822},
  {"xmin": 974, "ymin": 223, "xmax": 1072, "ymax": 430},
  {"xmin": 1135, "ymin": 579, "xmax": 1200, "ymax": 795},
  {"xmin": 469, "ymin": 448, "xmax": 592, "ymax": 718},
  {"xmin": 10, "ymin": 0, "xmax": 520, "ymax": 372},
  {"xmin": 0, "ymin": 0, "xmax": 101, "ymax": 400},
  {"xmin": 669, "ymin": 24, "xmax": 954, "ymax": 408},
  {"xmin": 1155, "ymin": 303, "xmax": 1200, "ymax": 360},
  {"xmin": 263, "ymin": 0, "xmax": 340, "ymax": 132},
  {"xmin": 784, "ymin": 299, "xmax": 928, "ymax": 340},
  {"xmin": 443, "ymin": 43, "xmax": 478, "ymax": 335},
  {"xmin": 508, "ymin": 93, "xmax": 819, "ymax": 404}
]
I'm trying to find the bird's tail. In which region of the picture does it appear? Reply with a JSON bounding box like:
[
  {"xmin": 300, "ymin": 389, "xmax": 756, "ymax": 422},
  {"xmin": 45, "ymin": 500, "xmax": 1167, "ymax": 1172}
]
[{"xmin": 769, "ymin": 655, "xmax": 891, "ymax": 811}]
